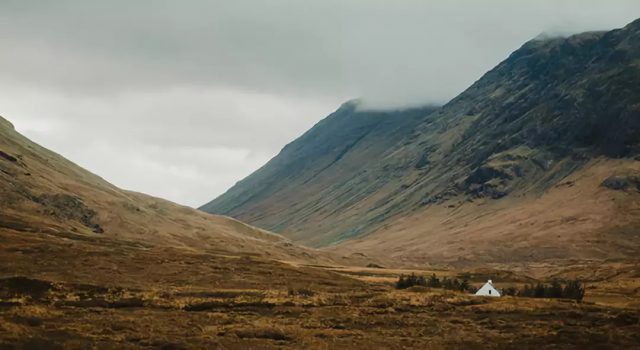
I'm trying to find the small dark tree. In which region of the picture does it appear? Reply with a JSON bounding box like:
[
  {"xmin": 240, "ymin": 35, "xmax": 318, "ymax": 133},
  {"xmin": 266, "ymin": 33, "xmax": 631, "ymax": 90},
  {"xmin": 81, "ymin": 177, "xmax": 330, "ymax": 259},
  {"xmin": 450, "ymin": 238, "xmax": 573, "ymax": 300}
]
[
  {"xmin": 441, "ymin": 277, "xmax": 449, "ymax": 289},
  {"xmin": 563, "ymin": 280, "xmax": 585, "ymax": 303},
  {"xmin": 396, "ymin": 273, "xmax": 427, "ymax": 289},
  {"xmin": 417, "ymin": 275, "xmax": 427, "ymax": 287},
  {"xmin": 515, "ymin": 279, "xmax": 585, "ymax": 301},
  {"xmin": 502, "ymin": 287, "xmax": 518, "ymax": 296},
  {"xmin": 396, "ymin": 274, "xmax": 408, "ymax": 289},
  {"xmin": 459, "ymin": 279, "xmax": 470, "ymax": 292},
  {"xmin": 547, "ymin": 280, "xmax": 564, "ymax": 298},
  {"xmin": 451, "ymin": 278, "xmax": 461, "ymax": 291},
  {"xmin": 533, "ymin": 283, "xmax": 546, "ymax": 298},
  {"xmin": 428, "ymin": 274, "xmax": 441, "ymax": 288}
]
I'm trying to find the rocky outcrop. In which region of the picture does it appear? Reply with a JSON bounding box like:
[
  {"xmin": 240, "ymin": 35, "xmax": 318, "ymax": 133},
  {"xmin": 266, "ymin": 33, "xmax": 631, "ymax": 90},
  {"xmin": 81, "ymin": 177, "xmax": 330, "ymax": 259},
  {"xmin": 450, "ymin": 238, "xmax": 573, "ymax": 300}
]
[
  {"xmin": 34, "ymin": 194, "xmax": 104, "ymax": 233},
  {"xmin": 602, "ymin": 176, "xmax": 640, "ymax": 191},
  {"xmin": 0, "ymin": 150, "xmax": 17, "ymax": 163}
]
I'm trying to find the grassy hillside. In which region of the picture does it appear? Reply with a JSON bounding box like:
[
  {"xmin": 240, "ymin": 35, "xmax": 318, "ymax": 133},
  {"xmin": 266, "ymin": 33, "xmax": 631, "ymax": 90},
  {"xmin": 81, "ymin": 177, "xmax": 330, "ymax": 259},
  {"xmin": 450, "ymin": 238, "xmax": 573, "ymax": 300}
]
[
  {"xmin": 202, "ymin": 19, "xmax": 640, "ymax": 266},
  {"xmin": 6, "ymin": 115, "xmax": 639, "ymax": 349},
  {"xmin": 200, "ymin": 102, "xmax": 439, "ymax": 244},
  {"xmin": 0, "ymin": 115, "xmax": 336, "ymax": 263}
]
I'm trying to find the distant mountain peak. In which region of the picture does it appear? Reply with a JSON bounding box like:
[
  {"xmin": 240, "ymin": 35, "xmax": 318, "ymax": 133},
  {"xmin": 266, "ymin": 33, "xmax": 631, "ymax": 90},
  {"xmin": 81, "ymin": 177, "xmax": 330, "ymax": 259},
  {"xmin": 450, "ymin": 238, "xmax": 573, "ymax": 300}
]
[{"xmin": 201, "ymin": 18, "xmax": 640, "ymax": 265}]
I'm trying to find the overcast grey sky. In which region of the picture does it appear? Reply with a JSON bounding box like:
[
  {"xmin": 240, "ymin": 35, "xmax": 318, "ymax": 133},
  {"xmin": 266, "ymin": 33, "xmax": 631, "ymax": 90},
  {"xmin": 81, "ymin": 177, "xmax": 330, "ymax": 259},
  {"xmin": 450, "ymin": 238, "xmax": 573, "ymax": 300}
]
[{"xmin": 1, "ymin": 1, "xmax": 639, "ymax": 207}]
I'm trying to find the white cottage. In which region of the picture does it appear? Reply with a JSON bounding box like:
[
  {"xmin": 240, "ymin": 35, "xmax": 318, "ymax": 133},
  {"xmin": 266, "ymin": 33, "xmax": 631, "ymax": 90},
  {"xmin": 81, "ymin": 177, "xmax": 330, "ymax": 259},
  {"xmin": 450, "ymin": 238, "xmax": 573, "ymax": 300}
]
[{"xmin": 475, "ymin": 280, "xmax": 501, "ymax": 297}]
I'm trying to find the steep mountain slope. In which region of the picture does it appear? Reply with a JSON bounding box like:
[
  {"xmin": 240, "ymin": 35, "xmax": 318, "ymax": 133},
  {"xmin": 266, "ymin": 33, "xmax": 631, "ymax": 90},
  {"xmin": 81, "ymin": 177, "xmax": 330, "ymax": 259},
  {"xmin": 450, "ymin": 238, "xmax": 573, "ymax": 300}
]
[
  {"xmin": 0, "ymin": 115, "xmax": 340, "ymax": 279},
  {"xmin": 201, "ymin": 104, "xmax": 439, "ymax": 245},
  {"xmin": 202, "ymin": 18, "xmax": 640, "ymax": 264}
]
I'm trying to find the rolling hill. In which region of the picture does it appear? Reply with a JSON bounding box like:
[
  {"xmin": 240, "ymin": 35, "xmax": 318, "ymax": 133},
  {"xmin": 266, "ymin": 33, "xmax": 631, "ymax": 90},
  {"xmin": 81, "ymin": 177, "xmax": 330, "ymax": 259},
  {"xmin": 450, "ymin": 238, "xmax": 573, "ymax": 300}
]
[
  {"xmin": 202, "ymin": 18, "xmax": 640, "ymax": 266},
  {"xmin": 0, "ymin": 114, "xmax": 352, "ymax": 289}
]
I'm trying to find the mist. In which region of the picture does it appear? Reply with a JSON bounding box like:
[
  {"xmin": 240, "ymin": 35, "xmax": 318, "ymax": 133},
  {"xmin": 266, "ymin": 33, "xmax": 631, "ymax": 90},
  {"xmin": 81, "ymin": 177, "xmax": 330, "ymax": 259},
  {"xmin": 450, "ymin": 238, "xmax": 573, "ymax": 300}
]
[{"xmin": 1, "ymin": 0, "xmax": 639, "ymax": 205}]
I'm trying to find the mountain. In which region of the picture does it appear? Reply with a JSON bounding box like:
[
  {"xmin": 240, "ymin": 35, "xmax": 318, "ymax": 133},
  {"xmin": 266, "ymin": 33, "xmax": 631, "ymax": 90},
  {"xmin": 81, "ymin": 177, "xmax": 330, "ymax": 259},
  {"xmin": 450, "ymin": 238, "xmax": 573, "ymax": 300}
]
[
  {"xmin": 201, "ymin": 19, "xmax": 640, "ymax": 266},
  {"xmin": 0, "ymin": 115, "xmax": 352, "ymax": 288},
  {"xmin": 200, "ymin": 104, "xmax": 439, "ymax": 245}
]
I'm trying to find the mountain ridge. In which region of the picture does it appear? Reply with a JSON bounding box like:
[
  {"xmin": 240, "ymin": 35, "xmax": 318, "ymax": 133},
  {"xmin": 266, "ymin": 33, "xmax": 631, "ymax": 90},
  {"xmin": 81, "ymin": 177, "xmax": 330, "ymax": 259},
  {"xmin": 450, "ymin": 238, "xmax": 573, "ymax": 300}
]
[
  {"xmin": 200, "ymin": 102, "xmax": 440, "ymax": 244},
  {"xmin": 0, "ymin": 114, "xmax": 335, "ymax": 264},
  {"xmin": 202, "ymin": 18, "xmax": 640, "ymax": 265}
]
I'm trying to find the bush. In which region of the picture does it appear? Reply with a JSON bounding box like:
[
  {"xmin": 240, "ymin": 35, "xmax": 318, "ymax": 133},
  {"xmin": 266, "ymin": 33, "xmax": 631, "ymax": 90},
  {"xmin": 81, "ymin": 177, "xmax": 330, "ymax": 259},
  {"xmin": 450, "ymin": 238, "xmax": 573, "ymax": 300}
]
[
  {"xmin": 502, "ymin": 287, "xmax": 518, "ymax": 296},
  {"xmin": 288, "ymin": 288, "xmax": 315, "ymax": 297},
  {"xmin": 547, "ymin": 280, "xmax": 564, "ymax": 299},
  {"xmin": 396, "ymin": 273, "xmax": 473, "ymax": 293},
  {"xmin": 563, "ymin": 280, "xmax": 585, "ymax": 302},
  {"xmin": 428, "ymin": 274, "xmax": 441, "ymax": 288},
  {"xmin": 518, "ymin": 279, "xmax": 585, "ymax": 302},
  {"xmin": 396, "ymin": 273, "xmax": 427, "ymax": 289}
]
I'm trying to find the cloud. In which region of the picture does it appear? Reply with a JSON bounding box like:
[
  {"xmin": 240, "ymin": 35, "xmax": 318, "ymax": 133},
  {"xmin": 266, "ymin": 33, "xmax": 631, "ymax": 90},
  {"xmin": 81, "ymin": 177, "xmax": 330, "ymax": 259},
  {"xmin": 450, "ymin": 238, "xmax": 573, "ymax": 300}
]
[
  {"xmin": 0, "ymin": 84, "xmax": 336, "ymax": 206},
  {"xmin": 1, "ymin": 1, "xmax": 639, "ymax": 205}
]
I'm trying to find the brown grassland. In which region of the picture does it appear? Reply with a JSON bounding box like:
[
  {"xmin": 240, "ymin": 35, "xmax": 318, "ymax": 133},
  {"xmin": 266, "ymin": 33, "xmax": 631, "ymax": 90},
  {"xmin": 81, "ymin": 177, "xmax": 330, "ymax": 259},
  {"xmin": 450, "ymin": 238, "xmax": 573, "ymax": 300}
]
[
  {"xmin": 2, "ymin": 116, "xmax": 640, "ymax": 348},
  {"xmin": 2, "ymin": 225, "xmax": 640, "ymax": 349}
]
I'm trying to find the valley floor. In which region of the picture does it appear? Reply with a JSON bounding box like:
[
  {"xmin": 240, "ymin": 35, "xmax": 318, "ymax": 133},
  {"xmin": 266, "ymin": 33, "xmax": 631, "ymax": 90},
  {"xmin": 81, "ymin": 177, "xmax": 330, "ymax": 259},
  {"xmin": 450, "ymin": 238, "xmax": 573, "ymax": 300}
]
[
  {"xmin": 2, "ymin": 275, "xmax": 640, "ymax": 349},
  {"xmin": 2, "ymin": 228, "xmax": 640, "ymax": 349}
]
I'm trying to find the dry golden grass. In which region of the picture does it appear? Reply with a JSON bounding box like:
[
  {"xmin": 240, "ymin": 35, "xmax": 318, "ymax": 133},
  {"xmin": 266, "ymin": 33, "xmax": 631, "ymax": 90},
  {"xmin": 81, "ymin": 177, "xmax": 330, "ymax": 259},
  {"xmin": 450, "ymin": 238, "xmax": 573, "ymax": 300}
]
[
  {"xmin": 331, "ymin": 158, "xmax": 640, "ymax": 269},
  {"xmin": 0, "ymin": 116, "xmax": 338, "ymax": 268},
  {"xmin": 2, "ymin": 271, "xmax": 640, "ymax": 349},
  {"xmin": 2, "ymin": 233, "xmax": 640, "ymax": 350},
  {"xmin": 3, "ymin": 112, "xmax": 640, "ymax": 348}
]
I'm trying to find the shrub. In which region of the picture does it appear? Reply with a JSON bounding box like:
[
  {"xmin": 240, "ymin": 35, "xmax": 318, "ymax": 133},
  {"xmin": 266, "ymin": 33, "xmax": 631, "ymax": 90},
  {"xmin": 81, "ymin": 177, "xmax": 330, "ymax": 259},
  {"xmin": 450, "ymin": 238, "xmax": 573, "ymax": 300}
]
[
  {"xmin": 547, "ymin": 280, "xmax": 564, "ymax": 299},
  {"xmin": 501, "ymin": 287, "xmax": 518, "ymax": 296},
  {"xmin": 459, "ymin": 279, "xmax": 471, "ymax": 292},
  {"xmin": 428, "ymin": 274, "xmax": 441, "ymax": 288},
  {"xmin": 563, "ymin": 280, "xmax": 585, "ymax": 302},
  {"xmin": 288, "ymin": 288, "xmax": 315, "ymax": 297},
  {"xmin": 396, "ymin": 273, "xmax": 427, "ymax": 289},
  {"xmin": 396, "ymin": 273, "xmax": 474, "ymax": 293},
  {"xmin": 518, "ymin": 280, "xmax": 585, "ymax": 302}
]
